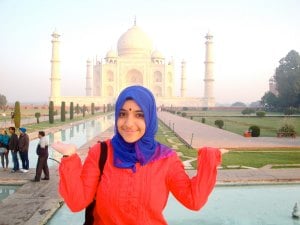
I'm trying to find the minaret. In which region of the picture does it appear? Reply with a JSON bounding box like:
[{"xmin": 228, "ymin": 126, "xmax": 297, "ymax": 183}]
[
  {"xmin": 50, "ymin": 30, "xmax": 61, "ymax": 106},
  {"xmin": 269, "ymin": 75, "xmax": 278, "ymax": 96},
  {"xmin": 86, "ymin": 59, "xmax": 93, "ymax": 96},
  {"xmin": 180, "ymin": 60, "xmax": 186, "ymax": 97},
  {"xmin": 203, "ymin": 32, "xmax": 215, "ymax": 107}
]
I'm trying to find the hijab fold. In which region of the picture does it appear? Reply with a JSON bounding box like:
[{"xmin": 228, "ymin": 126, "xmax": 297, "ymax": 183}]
[{"xmin": 111, "ymin": 86, "xmax": 172, "ymax": 171}]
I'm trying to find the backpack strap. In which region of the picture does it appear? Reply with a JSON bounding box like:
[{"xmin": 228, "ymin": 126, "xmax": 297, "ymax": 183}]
[
  {"xmin": 83, "ymin": 141, "xmax": 108, "ymax": 225},
  {"xmin": 99, "ymin": 141, "xmax": 108, "ymax": 176}
]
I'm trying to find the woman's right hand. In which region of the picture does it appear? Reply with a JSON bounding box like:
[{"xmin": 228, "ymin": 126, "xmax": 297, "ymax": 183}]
[{"xmin": 51, "ymin": 141, "xmax": 77, "ymax": 156}]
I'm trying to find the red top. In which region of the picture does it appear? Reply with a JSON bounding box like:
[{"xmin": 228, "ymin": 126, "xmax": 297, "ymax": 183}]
[{"xmin": 59, "ymin": 140, "xmax": 221, "ymax": 225}]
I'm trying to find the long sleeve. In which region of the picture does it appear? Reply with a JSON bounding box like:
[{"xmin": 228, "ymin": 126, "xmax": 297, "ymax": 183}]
[
  {"xmin": 167, "ymin": 147, "xmax": 221, "ymax": 211},
  {"xmin": 58, "ymin": 143, "xmax": 102, "ymax": 212}
]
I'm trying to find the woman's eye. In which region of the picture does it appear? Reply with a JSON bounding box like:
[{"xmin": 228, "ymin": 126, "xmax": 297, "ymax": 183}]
[
  {"xmin": 119, "ymin": 112, "xmax": 126, "ymax": 118},
  {"xmin": 136, "ymin": 113, "xmax": 144, "ymax": 118}
]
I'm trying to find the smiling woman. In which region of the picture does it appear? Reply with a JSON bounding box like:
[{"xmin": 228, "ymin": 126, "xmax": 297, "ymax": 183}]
[
  {"xmin": 52, "ymin": 85, "xmax": 224, "ymax": 225},
  {"xmin": 117, "ymin": 100, "xmax": 146, "ymax": 143}
]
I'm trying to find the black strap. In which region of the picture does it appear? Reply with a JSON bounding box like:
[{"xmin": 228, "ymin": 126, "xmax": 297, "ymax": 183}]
[
  {"xmin": 84, "ymin": 141, "xmax": 108, "ymax": 225},
  {"xmin": 99, "ymin": 141, "xmax": 108, "ymax": 176}
]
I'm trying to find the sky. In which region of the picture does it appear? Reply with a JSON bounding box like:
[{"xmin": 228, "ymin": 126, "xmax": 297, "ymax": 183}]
[{"xmin": 0, "ymin": 0, "xmax": 300, "ymax": 105}]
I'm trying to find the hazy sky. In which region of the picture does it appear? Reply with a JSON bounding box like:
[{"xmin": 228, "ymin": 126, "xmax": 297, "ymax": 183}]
[{"xmin": 0, "ymin": 0, "xmax": 299, "ymax": 105}]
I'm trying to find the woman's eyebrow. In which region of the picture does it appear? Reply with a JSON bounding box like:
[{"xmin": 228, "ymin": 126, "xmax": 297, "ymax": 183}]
[{"xmin": 120, "ymin": 108, "xmax": 143, "ymax": 113}]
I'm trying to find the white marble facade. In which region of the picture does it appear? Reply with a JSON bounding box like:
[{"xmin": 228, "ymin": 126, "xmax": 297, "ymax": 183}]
[{"xmin": 50, "ymin": 23, "xmax": 215, "ymax": 107}]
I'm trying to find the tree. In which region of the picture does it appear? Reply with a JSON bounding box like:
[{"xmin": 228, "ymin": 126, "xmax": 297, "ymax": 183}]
[
  {"xmin": 0, "ymin": 94, "xmax": 7, "ymax": 109},
  {"xmin": 49, "ymin": 101, "xmax": 54, "ymax": 124},
  {"xmin": 83, "ymin": 105, "xmax": 86, "ymax": 117},
  {"xmin": 75, "ymin": 104, "xmax": 80, "ymax": 114},
  {"xmin": 13, "ymin": 101, "xmax": 21, "ymax": 128},
  {"xmin": 61, "ymin": 101, "xmax": 66, "ymax": 122},
  {"xmin": 274, "ymin": 50, "xmax": 300, "ymax": 108},
  {"xmin": 261, "ymin": 91, "xmax": 279, "ymax": 111},
  {"xmin": 35, "ymin": 112, "xmax": 41, "ymax": 124},
  {"xmin": 91, "ymin": 103, "xmax": 95, "ymax": 115},
  {"xmin": 70, "ymin": 102, "xmax": 74, "ymax": 120},
  {"xmin": 231, "ymin": 102, "xmax": 247, "ymax": 107}
]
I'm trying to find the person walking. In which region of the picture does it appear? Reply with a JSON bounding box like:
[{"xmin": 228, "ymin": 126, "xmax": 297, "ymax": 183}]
[
  {"xmin": 52, "ymin": 85, "xmax": 228, "ymax": 225},
  {"xmin": 18, "ymin": 127, "xmax": 30, "ymax": 173},
  {"xmin": 32, "ymin": 131, "xmax": 49, "ymax": 182},
  {"xmin": 8, "ymin": 127, "xmax": 19, "ymax": 173},
  {"xmin": 0, "ymin": 129, "xmax": 10, "ymax": 171}
]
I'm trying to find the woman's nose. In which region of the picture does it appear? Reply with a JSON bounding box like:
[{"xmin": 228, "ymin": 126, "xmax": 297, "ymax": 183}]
[{"xmin": 124, "ymin": 115, "xmax": 134, "ymax": 127}]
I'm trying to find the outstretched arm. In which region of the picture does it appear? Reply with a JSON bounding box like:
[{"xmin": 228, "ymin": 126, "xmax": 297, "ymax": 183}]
[
  {"xmin": 52, "ymin": 142, "xmax": 101, "ymax": 212},
  {"xmin": 167, "ymin": 147, "xmax": 224, "ymax": 211}
]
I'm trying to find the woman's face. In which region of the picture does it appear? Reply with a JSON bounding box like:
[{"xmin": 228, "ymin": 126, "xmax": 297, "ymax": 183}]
[{"xmin": 117, "ymin": 99, "xmax": 146, "ymax": 143}]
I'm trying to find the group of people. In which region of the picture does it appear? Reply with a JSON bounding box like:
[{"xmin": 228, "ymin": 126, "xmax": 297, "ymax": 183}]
[
  {"xmin": 0, "ymin": 127, "xmax": 50, "ymax": 182},
  {"xmin": 0, "ymin": 127, "xmax": 30, "ymax": 173},
  {"xmin": 0, "ymin": 127, "xmax": 27, "ymax": 172}
]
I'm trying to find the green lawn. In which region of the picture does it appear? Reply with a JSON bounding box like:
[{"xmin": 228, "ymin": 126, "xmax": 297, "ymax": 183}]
[
  {"xmin": 158, "ymin": 119, "xmax": 300, "ymax": 169},
  {"xmin": 177, "ymin": 109, "xmax": 300, "ymax": 137},
  {"xmin": 221, "ymin": 150, "xmax": 300, "ymax": 168},
  {"xmin": 198, "ymin": 116, "xmax": 300, "ymax": 137}
]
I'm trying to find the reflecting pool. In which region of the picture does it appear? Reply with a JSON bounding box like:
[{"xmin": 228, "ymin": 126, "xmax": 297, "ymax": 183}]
[
  {"xmin": 0, "ymin": 185, "xmax": 19, "ymax": 202},
  {"xmin": 7, "ymin": 114, "xmax": 114, "ymax": 169},
  {"xmin": 47, "ymin": 184, "xmax": 300, "ymax": 225}
]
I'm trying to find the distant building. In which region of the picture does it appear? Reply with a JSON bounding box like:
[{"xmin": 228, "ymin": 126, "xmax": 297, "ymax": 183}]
[{"xmin": 49, "ymin": 22, "xmax": 216, "ymax": 107}]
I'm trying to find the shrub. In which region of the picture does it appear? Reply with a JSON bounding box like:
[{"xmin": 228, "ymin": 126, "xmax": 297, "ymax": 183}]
[
  {"xmin": 283, "ymin": 107, "xmax": 297, "ymax": 115},
  {"xmin": 214, "ymin": 120, "xmax": 224, "ymax": 129},
  {"xmin": 181, "ymin": 112, "xmax": 187, "ymax": 117},
  {"xmin": 70, "ymin": 102, "xmax": 74, "ymax": 120},
  {"xmin": 241, "ymin": 108, "xmax": 255, "ymax": 115},
  {"xmin": 201, "ymin": 118, "xmax": 206, "ymax": 123},
  {"xmin": 35, "ymin": 112, "xmax": 41, "ymax": 124},
  {"xmin": 278, "ymin": 123, "xmax": 295, "ymax": 134},
  {"xmin": 176, "ymin": 111, "xmax": 181, "ymax": 115},
  {"xmin": 91, "ymin": 103, "xmax": 95, "ymax": 115},
  {"xmin": 75, "ymin": 104, "xmax": 80, "ymax": 114},
  {"xmin": 256, "ymin": 111, "xmax": 266, "ymax": 117},
  {"xmin": 249, "ymin": 125, "xmax": 260, "ymax": 137},
  {"xmin": 61, "ymin": 101, "xmax": 66, "ymax": 122},
  {"xmin": 49, "ymin": 101, "xmax": 54, "ymax": 124},
  {"xmin": 13, "ymin": 101, "xmax": 21, "ymax": 128},
  {"xmin": 83, "ymin": 105, "xmax": 86, "ymax": 117}
]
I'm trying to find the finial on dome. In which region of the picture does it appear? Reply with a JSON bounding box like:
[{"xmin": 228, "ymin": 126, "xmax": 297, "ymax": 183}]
[{"xmin": 134, "ymin": 15, "xmax": 136, "ymax": 26}]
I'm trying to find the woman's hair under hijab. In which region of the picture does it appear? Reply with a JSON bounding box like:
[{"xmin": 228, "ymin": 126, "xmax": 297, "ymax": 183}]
[{"xmin": 111, "ymin": 85, "xmax": 162, "ymax": 171}]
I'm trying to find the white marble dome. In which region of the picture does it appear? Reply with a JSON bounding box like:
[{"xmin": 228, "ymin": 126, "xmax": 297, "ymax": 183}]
[
  {"xmin": 117, "ymin": 25, "xmax": 152, "ymax": 57},
  {"xmin": 105, "ymin": 49, "xmax": 118, "ymax": 58}
]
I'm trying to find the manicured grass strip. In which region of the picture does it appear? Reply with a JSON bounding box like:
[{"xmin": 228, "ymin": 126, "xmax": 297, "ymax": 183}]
[
  {"xmin": 222, "ymin": 151, "xmax": 300, "ymax": 168},
  {"xmin": 271, "ymin": 165, "xmax": 300, "ymax": 169}
]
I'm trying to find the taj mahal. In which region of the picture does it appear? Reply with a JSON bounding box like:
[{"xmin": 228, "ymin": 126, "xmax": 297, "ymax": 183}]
[{"xmin": 49, "ymin": 22, "xmax": 215, "ymax": 107}]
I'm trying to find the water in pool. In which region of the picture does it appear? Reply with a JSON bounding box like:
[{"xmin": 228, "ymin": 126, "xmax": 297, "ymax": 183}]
[
  {"xmin": 47, "ymin": 184, "xmax": 300, "ymax": 225},
  {"xmin": 6, "ymin": 114, "xmax": 114, "ymax": 169},
  {"xmin": 0, "ymin": 185, "xmax": 19, "ymax": 202}
]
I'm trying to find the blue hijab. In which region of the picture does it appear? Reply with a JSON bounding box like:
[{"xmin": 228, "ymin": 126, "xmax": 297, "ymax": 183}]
[{"xmin": 111, "ymin": 86, "xmax": 171, "ymax": 171}]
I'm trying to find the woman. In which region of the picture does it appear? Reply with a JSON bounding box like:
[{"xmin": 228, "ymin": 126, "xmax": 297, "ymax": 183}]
[
  {"xmin": 52, "ymin": 85, "xmax": 226, "ymax": 225},
  {"xmin": 0, "ymin": 129, "xmax": 10, "ymax": 171}
]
